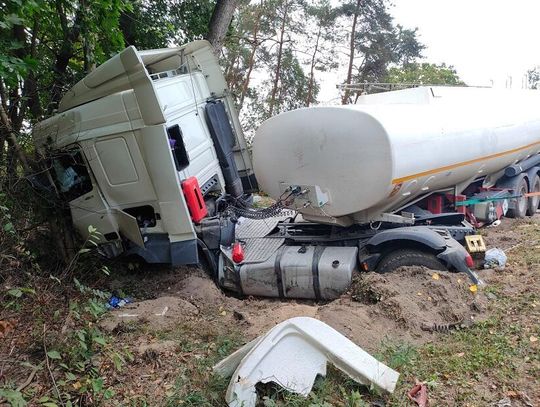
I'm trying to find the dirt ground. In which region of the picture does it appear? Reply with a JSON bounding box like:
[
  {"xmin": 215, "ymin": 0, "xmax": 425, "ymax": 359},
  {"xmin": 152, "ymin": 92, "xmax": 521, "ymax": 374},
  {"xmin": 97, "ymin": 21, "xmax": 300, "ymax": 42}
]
[
  {"xmin": 2, "ymin": 215, "xmax": 539, "ymax": 406},
  {"xmin": 91, "ymin": 215, "xmax": 539, "ymax": 406},
  {"xmin": 103, "ymin": 266, "xmax": 485, "ymax": 352}
]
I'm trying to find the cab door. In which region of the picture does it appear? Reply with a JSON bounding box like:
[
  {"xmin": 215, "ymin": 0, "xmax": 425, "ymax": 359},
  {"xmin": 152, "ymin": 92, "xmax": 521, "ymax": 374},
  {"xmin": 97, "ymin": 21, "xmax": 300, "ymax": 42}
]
[{"xmin": 50, "ymin": 148, "xmax": 144, "ymax": 247}]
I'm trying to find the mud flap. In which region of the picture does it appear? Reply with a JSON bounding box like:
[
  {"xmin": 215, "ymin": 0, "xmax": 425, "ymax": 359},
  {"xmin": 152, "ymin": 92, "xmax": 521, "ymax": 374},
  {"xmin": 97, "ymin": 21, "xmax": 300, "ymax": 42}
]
[{"xmin": 436, "ymin": 238, "xmax": 484, "ymax": 285}]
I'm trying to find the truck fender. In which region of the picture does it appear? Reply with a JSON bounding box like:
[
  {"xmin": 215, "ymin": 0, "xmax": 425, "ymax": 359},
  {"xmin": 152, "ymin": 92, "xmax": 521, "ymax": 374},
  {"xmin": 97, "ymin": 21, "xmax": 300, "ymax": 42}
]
[
  {"xmin": 496, "ymin": 173, "xmax": 528, "ymax": 190},
  {"xmin": 366, "ymin": 226, "xmax": 447, "ymax": 253},
  {"xmin": 436, "ymin": 239, "xmax": 483, "ymax": 285}
]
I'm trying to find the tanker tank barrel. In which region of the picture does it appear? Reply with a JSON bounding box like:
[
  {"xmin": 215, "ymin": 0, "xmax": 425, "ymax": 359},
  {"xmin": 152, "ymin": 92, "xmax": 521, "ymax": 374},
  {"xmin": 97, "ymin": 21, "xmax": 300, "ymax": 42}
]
[{"xmin": 252, "ymin": 86, "xmax": 540, "ymax": 225}]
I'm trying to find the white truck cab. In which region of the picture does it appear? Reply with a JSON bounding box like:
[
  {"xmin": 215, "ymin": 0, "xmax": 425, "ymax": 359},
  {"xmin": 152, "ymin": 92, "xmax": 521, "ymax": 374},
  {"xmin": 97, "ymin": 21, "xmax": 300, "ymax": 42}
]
[{"xmin": 33, "ymin": 40, "xmax": 257, "ymax": 265}]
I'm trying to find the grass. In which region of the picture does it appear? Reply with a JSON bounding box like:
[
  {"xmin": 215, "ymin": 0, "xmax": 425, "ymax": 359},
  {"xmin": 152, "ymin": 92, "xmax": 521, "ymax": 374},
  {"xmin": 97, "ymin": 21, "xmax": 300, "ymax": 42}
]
[
  {"xmin": 160, "ymin": 337, "xmax": 239, "ymax": 406},
  {"xmin": 380, "ymin": 294, "xmax": 539, "ymax": 405},
  {"xmin": 506, "ymin": 220, "xmax": 540, "ymax": 267},
  {"xmin": 382, "ymin": 319, "xmax": 516, "ymax": 404}
]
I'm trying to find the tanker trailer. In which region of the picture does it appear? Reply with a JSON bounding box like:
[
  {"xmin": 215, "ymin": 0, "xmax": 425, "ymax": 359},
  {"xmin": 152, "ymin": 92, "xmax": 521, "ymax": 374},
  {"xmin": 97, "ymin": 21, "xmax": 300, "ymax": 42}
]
[
  {"xmin": 253, "ymin": 86, "xmax": 540, "ymax": 226},
  {"xmin": 217, "ymin": 87, "xmax": 540, "ymax": 299}
]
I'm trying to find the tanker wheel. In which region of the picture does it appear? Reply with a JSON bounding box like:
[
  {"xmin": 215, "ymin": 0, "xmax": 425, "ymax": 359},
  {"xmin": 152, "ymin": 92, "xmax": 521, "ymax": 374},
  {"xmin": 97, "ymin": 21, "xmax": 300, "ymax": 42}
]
[
  {"xmin": 376, "ymin": 249, "xmax": 446, "ymax": 274},
  {"xmin": 507, "ymin": 177, "xmax": 529, "ymax": 219},
  {"xmin": 527, "ymin": 175, "xmax": 540, "ymax": 216}
]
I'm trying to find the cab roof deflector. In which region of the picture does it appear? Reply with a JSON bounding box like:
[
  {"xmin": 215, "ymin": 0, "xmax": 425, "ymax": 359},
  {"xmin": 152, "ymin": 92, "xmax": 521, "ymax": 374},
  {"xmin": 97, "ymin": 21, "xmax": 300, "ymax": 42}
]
[{"xmin": 57, "ymin": 40, "xmax": 223, "ymax": 126}]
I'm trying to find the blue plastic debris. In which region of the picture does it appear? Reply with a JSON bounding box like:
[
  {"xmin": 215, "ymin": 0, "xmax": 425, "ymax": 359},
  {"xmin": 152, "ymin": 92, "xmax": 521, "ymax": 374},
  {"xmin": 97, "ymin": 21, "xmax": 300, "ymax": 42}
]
[{"xmin": 106, "ymin": 295, "xmax": 132, "ymax": 309}]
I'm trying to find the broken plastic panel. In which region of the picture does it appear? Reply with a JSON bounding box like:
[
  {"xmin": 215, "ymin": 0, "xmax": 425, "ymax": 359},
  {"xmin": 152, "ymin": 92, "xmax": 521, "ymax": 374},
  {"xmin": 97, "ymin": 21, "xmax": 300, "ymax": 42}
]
[{"xmin": 214, "ymin": 317, "xmax": 400, "ymax": 407}]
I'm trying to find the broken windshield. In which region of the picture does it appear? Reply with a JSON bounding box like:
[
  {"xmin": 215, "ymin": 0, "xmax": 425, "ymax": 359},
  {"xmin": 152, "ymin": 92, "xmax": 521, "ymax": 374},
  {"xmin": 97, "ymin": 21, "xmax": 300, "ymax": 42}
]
[{"xmin": 51, "ymin": 150, "xmax": 93, "ymax": 202}]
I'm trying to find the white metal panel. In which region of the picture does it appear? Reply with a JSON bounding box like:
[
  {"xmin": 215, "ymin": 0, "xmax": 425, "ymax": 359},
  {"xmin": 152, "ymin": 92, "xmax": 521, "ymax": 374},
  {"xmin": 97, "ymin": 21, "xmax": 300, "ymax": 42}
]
[
  {"xmin": 138, "ymin": 125, "xmax": 195, "ymax": 241},
  {"xmin": 154, "ymin": 72, "xmax": 211, "ymax": 115},
  {"xmin": 171, "ymin": 107, "xmax": 223, "ymax": 189},
  {"xmin": 95, "ymin": 137, "xmax": 138, "ymax": 185},
  {"xmin": 84, "ymin": 132, "xmax": 157, "ymax": 206}
]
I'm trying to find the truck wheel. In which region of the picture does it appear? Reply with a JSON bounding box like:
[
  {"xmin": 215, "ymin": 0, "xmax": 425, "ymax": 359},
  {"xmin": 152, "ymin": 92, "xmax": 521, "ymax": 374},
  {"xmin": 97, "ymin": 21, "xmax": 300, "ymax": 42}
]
[
  {"xmin": 507, "ymin": 177, "xmax": 529, "ymax": 218},
  {"xmin": 527, "ymin": 175, "xmax": 540, "ymax": 216},
  {"xmin": 375, "ymin": 249, "xmax": 446, "ymax": 274}
]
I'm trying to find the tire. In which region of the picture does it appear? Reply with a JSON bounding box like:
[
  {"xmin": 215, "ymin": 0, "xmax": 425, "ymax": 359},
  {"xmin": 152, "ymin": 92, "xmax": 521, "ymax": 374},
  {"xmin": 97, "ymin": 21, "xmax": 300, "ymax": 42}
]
[
  {"xmin": 507, "ymin": 177, "xmax": 529, "ymax": 219},
  {"xmin": 527, "ymin": 175, "xmax": 540, "ymax": 216},
  {"xmin": 375, "ymin": 249, "xmax": 446, "ymax": 274}
]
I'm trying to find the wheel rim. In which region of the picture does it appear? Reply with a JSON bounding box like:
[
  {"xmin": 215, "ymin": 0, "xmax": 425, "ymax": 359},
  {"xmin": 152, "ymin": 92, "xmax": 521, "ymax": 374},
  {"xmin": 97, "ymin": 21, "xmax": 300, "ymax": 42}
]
[
  {"xmin": 532, "ymin": 179, "xmax": 540, "ymax": 210},
  {"xmin": 518, "ymin": 184, "xmax": 528, "ymax": 214}
]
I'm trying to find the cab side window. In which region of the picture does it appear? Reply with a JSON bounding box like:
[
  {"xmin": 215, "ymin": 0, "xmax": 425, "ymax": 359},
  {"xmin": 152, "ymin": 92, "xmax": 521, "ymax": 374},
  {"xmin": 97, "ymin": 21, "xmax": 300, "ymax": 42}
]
[
  {"xmin": 51, "ymin": 150, "xmax": 93, "ymax": 202},
  {"xmin": 167, "ymin": 124, "xmax": 189, "ymax": 171}
]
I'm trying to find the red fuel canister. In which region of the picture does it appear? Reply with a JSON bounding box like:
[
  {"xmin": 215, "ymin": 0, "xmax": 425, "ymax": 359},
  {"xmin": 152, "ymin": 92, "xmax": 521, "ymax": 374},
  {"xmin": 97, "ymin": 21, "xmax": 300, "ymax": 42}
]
[
  {"xmin": 232, "ymin": 242, "xmax": 244, "ymax": 263},
  {"xmin": 181, "ymin": 177, "xmax": 208, "ymax": 223}
]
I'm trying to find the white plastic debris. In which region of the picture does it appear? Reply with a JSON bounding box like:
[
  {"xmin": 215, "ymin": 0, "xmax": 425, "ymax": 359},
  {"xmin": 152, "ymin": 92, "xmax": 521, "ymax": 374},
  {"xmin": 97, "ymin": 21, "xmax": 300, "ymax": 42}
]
[
  {"xmin": 214, "ymin": 317, "xmax": 400, "ymax": 407},
  {"xmin": 213, "ymin": 337, "xmax": 261, "ymax": 378},
  {"xmin": 484, "ymin": 248, "xmax": 507, "ymax": 269}
]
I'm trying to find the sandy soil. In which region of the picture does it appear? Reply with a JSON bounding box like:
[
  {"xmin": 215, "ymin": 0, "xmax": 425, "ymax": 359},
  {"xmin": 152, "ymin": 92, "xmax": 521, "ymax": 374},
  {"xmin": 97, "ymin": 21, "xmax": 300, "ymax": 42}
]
[
  {"xmin": 94, "ymin": 214, "xmax": 540, "ymax": 404},
  {"xmin": 104, "ymin": 263, "xmax": 489, "ymax": 353}
]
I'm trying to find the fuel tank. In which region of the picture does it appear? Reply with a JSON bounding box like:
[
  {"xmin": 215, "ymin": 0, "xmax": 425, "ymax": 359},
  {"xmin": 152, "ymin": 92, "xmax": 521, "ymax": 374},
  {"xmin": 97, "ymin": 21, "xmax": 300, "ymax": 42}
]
[{"xmin": 252, "ymin": 87, "xmax": 540, "ymax": 224}]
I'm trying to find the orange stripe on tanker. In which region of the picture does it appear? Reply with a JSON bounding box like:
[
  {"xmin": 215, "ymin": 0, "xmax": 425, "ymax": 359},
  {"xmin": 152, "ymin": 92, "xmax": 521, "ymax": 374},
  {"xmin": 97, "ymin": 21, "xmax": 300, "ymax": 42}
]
[{"xmin": 392, "ymin": 140, "xmax": 540, "ymax": 185}]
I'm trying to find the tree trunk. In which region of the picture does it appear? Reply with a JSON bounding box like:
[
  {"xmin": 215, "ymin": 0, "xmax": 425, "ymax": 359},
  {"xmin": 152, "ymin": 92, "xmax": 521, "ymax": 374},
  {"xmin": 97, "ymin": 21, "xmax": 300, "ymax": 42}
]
[
  {"xmin": 207, "ymin": 0, "xmax": 238, "ymax": 54},
  {"xmin": 306, "ymin": 25, "xmax": 322, "ymax": 107},
  {"xmin": 268, "ymin": 0, "xmax": 290, "ymax": 117},
  {"xmin": 0, "ymin": 101, "xmax": 31, "ymax": 174},
  {"xmin": 239, "ymin": 3, "xmax": 263, "ymax": 110},
  {"xmin": 119, "ymin": 9, "xmax": 137, "ymax": 47},
  {"xmin": 26, "ymin": 18, "xmax": 42, "ymax": 120},
  {"xmin": 342, "ymin": 0, "xmax": 361, "ymax": 105},
  {"xmin": 49, "ymin": 0, "xmax": 84, "ymax": 113}
]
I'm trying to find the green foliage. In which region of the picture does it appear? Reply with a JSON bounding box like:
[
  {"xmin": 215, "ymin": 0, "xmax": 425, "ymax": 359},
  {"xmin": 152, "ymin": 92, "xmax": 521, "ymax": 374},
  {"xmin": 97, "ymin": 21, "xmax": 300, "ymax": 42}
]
[
  {"xmin": 377, "ymin": 340, "xmax": 417, "ymax": 370},
  {"xmin": 46, "ymin": 350, "xmax": 62, "ymax": 360},
  {"xmin": 261, "ymin": 47, "xmax": 312, "ymax": 115},
  {"xmin": 40, "ymin": 279, "xmax": 130, "ymax": 406},
  {"xmin": 172, "ymin": 0, "xmax": 217, "ymax": 40},
  {"xmin": 381, "ymin": 314, "xmax": 538, "ymax": 404},
  {"xmin": 1, "ymin": 0, "xmax": 130, "ymax": 121},
  {"xmin": 0, "ymin": 389, "xmax": 27, "ymax": 407},
  {"xmin": 230, "ymin": 0, "xmax": 336, "ymax": 130},
  {"xmin": 303, "ymin": 0, "xmax": 339, "ymax": 106},
  {"xmin": 162, "ymin": 332, "xmax": 244, "ymax": 406},
  {"xmin": 349, "ymin": 0, "xmax": 425, "ymax": 83},
  {"xmin": 120, "ymin": 0, "xmax": 216, "ymax": 49},
  {"xmin": 0, "ymin": 0, "xmax": 37, "ymax": 85},
  {"xmin": 386, "ymin": 62, "xmax": 466, "ymax": 85}
]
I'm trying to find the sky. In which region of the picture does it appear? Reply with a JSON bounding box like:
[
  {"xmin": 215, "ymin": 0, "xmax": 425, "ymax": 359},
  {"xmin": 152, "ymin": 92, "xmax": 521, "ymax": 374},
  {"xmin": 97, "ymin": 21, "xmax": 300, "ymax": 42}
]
[{"xmin": 319, "ymin": 0, "xmax": 540, "ymax": 102}]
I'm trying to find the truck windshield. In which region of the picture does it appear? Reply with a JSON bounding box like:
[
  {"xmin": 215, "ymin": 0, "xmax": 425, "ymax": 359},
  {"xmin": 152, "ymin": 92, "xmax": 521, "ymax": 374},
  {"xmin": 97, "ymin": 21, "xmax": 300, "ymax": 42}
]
[{"xmin": 51, "ymin": 150, "xmax": 93, "ymax": 202}]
